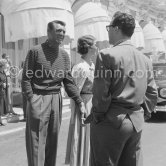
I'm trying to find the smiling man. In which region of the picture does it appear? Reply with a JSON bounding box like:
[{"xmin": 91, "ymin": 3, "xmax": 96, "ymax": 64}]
[{"xmin": 22, "ymin": 20, "xmax": 86, "ymax": 166}]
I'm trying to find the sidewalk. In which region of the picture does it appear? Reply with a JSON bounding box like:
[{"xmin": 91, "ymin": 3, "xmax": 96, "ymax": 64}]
[{"xmin": 0, "ymin": 98, "xmax": 70, "ymax": 136}]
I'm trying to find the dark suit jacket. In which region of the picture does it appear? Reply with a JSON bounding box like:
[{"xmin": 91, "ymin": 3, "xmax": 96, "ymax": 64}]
[{"xmin": 91, "ymin": 40, "xmax": 158, "ymax": 132}]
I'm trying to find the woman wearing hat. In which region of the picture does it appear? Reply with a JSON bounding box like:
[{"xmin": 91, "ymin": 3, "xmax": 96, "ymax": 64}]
[
  {"xmin": 0, "ymin": 59, "xmax": 8, "ymax": 125},
  {"xmin": 65, "ymin": 35, "xmax": 98, "ymax": 166}
]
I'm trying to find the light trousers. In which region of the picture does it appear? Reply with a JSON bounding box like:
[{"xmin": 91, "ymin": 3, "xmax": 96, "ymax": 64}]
[{"xmin": 26, "ymin": 93, "xmax": 62, "ymax": 166}]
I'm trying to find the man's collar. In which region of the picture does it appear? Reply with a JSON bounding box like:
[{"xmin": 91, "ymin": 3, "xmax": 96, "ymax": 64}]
[
  {"xmin": 113, "ymin": 39, "xmax": 133, "ymax": 47},
  {"xmin": 45, "ymin": 40, "xmax": 59, "ymax": 49}
]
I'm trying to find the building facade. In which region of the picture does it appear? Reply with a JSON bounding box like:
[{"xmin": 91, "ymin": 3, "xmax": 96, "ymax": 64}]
[{"xmin": 0, "ymin": 0, "xmax": 166, "ymax": 89}]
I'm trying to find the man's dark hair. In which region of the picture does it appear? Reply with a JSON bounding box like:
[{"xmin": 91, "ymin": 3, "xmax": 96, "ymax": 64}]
[
  {"xmin": 47, "ymin": 20, "xmax": 66, "ymax": 32},
  {"xmin": 2, "ymin": 53, "xmax": 6, "ymax": 59},
  {"xmin": 112, "ymin": 12, "xmax": 135, "ymax": 37}
]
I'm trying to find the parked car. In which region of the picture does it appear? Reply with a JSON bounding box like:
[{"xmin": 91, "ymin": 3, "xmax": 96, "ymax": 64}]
[
  {"xmin": 153, "ymin": 62, "xmax": 166, "ymax": 110},
  {"xmin": 152, "ymin": 53, "xmax": 166, "ymax": 118}
]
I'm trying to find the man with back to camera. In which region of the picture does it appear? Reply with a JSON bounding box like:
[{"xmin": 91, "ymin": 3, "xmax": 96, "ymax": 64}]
[
  {"xmin": 88, "ymin": 12, "xmax": 158, "ymax": 166},
  {"xmin": 22, "ymin": 20, "xmax": 86, "ymax": 166}
]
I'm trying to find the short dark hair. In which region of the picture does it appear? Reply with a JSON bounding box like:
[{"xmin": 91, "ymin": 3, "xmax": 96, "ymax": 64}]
[
  {"xmin": 2, "ymin": 53, "xmax": 6, "ymax": 59},
  {"xmin": 112, "ymin": 12, "xmax": 135, "ymax": 37},
  {"xmin": 47, "ymin": 20, "xmax": 66, "ymax": 32},
  {"xmin": 77, "ymin": 35, "xmax": 95, "ymax": 56}
]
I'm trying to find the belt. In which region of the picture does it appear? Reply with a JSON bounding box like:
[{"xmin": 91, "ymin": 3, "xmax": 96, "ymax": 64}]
[
  {"xmin": 80, "ymin": 92, "xmax": 92, "ymax": 95},
  {"xmin": 33, "ymin": 89, "xmax": 60, "ymax": 95}
]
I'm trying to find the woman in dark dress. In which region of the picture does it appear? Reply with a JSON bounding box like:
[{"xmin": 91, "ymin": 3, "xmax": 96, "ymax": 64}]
[{"xmin": 0, "ymin": 59, "xmax": 8, "ymax": 125}]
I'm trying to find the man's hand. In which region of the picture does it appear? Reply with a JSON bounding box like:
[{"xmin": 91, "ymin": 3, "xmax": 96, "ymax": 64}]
[
  {"xmin": 84, "ymin": 113, "xmax": 93, "ymax": 124},
  {"xmin": 144, "ymin": 112, "xmax": 151, "ymax": 121}
]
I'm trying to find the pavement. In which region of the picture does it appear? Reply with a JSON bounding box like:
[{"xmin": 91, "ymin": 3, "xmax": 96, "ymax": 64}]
[
  {"xmin": 0, "ymin": 98, "xmax": 70, "ymax": 136},
  {"xmin": 1, "ymin": 100, "xmax": 166, "ymax": 166}
]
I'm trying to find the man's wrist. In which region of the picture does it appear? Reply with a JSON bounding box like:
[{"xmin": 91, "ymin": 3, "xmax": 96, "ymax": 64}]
[{"xmin": 23, "ymin": 92, "xmax": 33, "ymax": 101}]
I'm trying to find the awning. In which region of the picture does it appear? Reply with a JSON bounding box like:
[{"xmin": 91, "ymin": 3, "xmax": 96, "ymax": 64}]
[
  {"xmin": 161, "ymin": 29, "xmax": 166, "ymax": 48},
  {"xmin": 143, "ymin": 22, "xmax": 163, "ymax": 40},
  {"xmin": 142, "ymin": 22, "xmax": 165, "ymax": 53},
  {"xmin": 0, "ymin": 0, "xmax": 74, "ymax": 42},
  {"xmin": 72, "ymin": 2, "xmax": 110, "ymax": 49},
  {"xmin": 131, "ymin": 20, "xmax": 145, "ymax": 49},
  {"xmin": 162, "ymin": 29, "xmax": 166, "ymax": 41}
]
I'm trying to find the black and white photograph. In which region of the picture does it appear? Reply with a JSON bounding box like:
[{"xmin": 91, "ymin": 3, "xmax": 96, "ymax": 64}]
[{"xmin": 0, "ymin": 0, "xmax": 166, "ymax": 166}]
